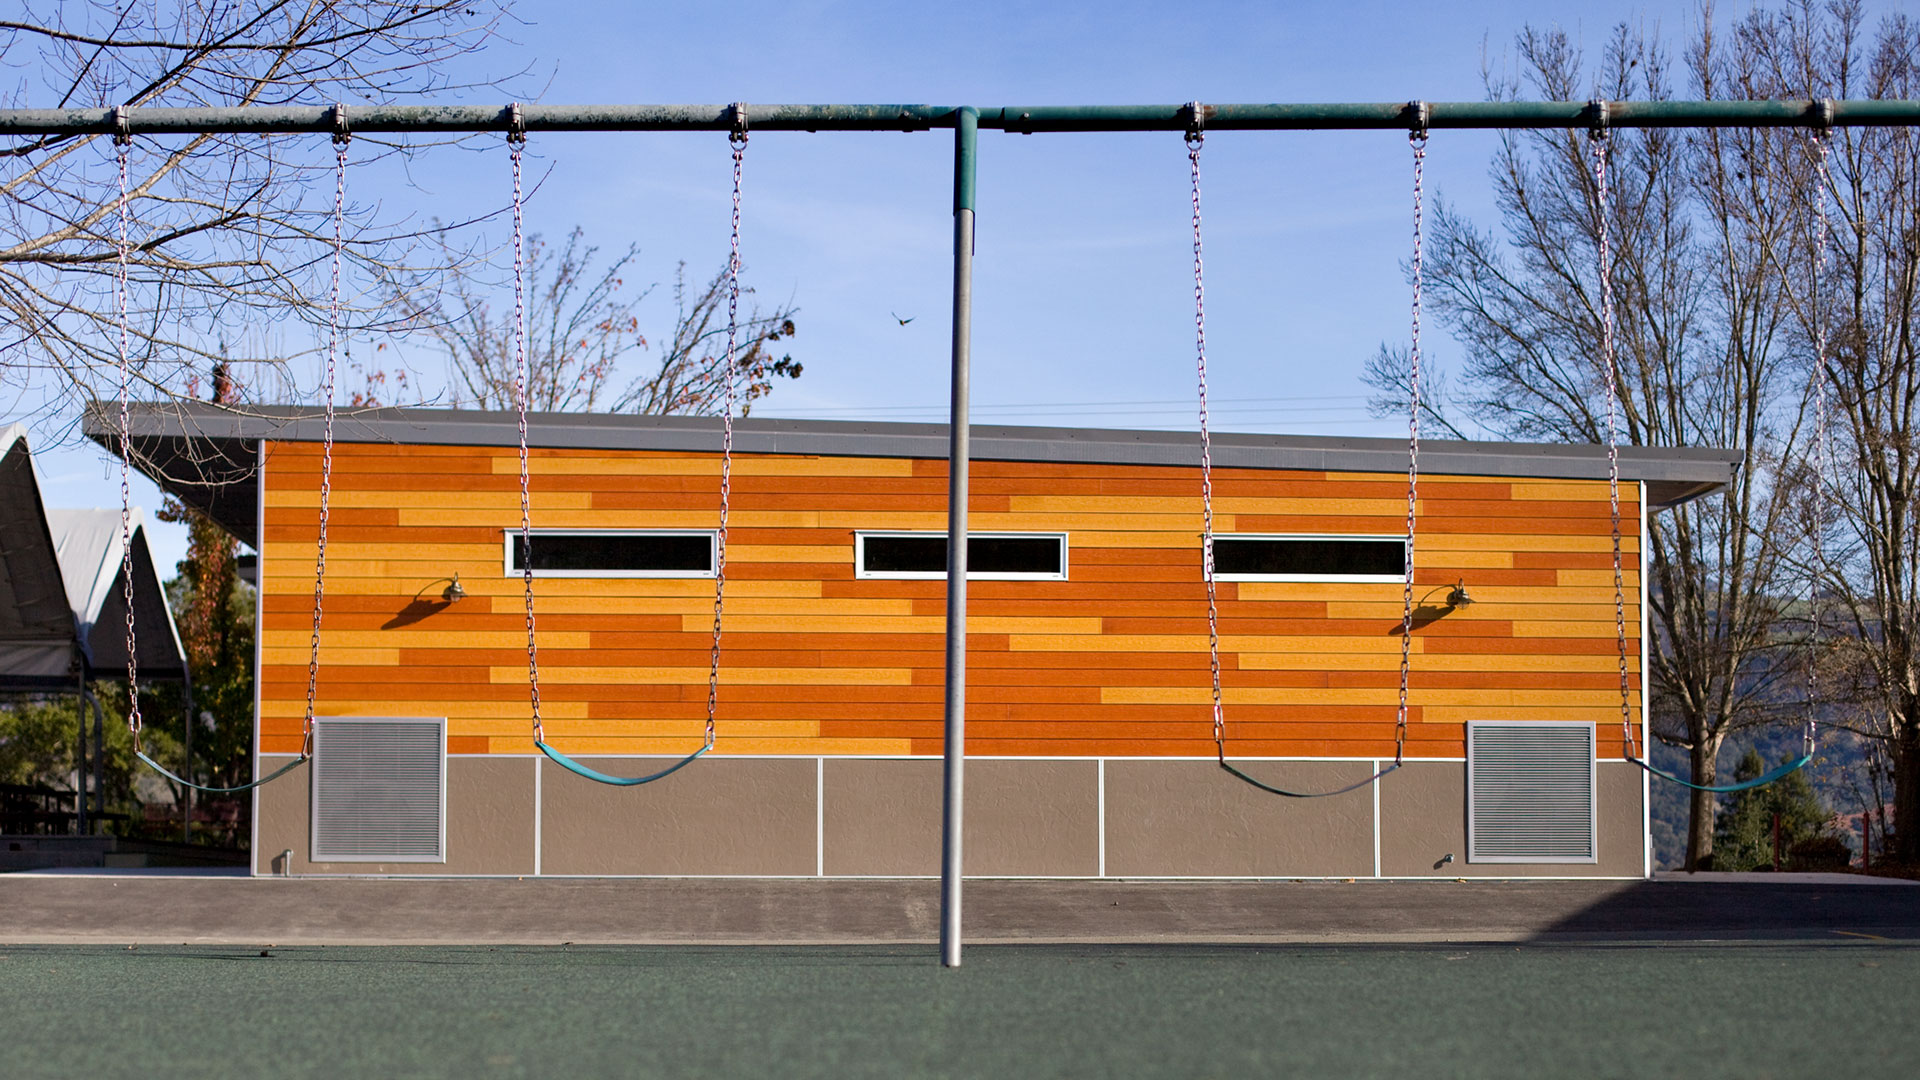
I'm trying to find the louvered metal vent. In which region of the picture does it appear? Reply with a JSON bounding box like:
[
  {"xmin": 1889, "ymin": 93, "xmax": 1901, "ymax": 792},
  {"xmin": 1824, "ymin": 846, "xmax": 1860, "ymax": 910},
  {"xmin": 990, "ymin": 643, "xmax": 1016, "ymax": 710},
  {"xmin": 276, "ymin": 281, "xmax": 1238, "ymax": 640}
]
[
  {"xmin": 1467, "ymin": 721, "xmax": 1596, "ymax": 864},
  {"xmin": 310, "ymin": 717, "xmax": 446, "ymax": 862}
]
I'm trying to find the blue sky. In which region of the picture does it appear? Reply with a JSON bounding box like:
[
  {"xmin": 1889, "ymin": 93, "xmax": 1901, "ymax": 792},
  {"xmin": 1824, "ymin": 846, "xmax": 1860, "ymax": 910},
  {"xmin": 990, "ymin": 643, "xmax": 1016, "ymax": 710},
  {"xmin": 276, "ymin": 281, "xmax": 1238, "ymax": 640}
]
[{"xmin": 29, "ymin": 0, "xmax": 1759, "ymax": 572}]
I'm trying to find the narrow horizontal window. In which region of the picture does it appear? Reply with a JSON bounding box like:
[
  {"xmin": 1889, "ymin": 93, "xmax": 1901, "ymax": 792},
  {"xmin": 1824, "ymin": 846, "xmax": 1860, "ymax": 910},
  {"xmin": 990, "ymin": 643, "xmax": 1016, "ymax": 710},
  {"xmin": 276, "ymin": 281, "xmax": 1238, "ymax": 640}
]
[
  {"xmin": 1213, "ymin": 534, "xmax": 1406, "ymax": 582},
  {"xmin": 503, "ymin": 530, "xmax": 716, "ymax": 578},
  {"xmin": 856, "ymin": 532, "xmax": 1068, "ymax": 580}
]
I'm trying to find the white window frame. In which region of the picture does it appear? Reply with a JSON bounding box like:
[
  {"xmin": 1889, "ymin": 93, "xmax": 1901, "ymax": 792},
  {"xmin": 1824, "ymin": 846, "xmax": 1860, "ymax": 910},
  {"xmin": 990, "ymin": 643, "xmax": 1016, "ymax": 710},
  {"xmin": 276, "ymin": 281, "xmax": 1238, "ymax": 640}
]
[
  {"xmin": 1212, "ymin": 532, "xmax": 1409, "ymax": 583},
  {"xmin": 855, "ymin": 530, "xmax": 1070, "ymax": 581},
  {"xmin": 501, "ymin": 528, "xmax": 718, "ymax": 579}
]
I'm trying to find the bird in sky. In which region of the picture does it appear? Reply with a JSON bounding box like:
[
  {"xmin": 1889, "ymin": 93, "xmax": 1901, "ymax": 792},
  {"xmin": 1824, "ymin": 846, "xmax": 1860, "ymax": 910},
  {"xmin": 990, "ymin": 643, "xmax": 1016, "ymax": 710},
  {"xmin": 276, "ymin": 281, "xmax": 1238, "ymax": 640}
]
[{"xmin": 891, "ymin": 312, "xmax": 914, "ymax": 326}]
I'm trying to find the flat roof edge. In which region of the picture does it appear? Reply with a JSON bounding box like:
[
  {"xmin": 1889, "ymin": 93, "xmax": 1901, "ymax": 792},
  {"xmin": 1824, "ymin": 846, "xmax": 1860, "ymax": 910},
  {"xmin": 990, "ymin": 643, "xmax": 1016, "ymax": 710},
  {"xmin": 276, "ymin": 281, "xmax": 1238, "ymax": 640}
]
[{"xmin": 87, "ymin": 403, "xmax": 1742, "ymax": 491}]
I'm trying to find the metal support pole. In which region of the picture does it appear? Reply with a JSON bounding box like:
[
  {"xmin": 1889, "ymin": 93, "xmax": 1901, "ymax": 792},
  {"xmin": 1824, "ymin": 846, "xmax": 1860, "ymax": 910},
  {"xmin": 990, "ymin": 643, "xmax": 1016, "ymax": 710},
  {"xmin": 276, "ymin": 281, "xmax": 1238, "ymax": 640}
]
[
  {"xmin": 940, "ymin": 105, "xmax": 977, "ymax": 970},
  {"xmin": 93, "ymin": 680, "xmax": 104, "ymax": 826},
  {"xmin": 74, "ymin": 671, "xmax": 87, "ymax": 835},
  {"xmin": 181, "ymin": 674, "xmax": 196, "ymax": 844}
]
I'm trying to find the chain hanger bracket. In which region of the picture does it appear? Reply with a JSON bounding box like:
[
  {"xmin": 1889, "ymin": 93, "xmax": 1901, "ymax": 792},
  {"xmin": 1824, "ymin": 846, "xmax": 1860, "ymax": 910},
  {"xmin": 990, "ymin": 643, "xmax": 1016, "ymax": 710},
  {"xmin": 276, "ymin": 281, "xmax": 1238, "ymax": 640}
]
[
  {"xmin": 730, "ymin": 101, "xmax": 749, "ymax": 148},
  {"xmin": 1406, "ymin": 100, "xmax": 1430, "ymax": 144}
]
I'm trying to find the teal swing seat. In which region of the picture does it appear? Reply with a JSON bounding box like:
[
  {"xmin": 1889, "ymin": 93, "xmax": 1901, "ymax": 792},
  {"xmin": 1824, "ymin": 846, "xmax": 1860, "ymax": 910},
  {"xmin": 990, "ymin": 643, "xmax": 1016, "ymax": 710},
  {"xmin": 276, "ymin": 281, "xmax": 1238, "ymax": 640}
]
[
  {"xmin": 1626, "ymin": 750, "xmax": 1814, "ymax": 794},
  {"xmin": 535, "ymin": 741, "xmax": 709, "ymax": 787},
  {"xmin": 136, "ymin": 751, "xmax": 308, "ymax": 794},
  {"xmin": 1217, "ymin": 758, "xmax": 1402, "ymax": 799}
]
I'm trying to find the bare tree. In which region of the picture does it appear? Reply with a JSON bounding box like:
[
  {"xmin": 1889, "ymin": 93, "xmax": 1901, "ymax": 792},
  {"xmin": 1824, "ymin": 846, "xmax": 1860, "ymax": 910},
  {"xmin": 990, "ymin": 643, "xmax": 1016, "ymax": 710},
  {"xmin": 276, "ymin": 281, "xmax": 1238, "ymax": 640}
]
[
  {"xmin": 0, "ymin": 0, "xmax": 512, "ymax": 442},
  {"xmin": 1370, "ymin": 21, "xmax": 1809, "ymax": 868},
  {"xmin": 386, "ymin": 230, "xmax": 801, "ymax": 416},
  {"xmin": 611, "ymin": 261, "xmax": 800, "ymax": 416},
  {"xmin": 1733, "ymin": 0, "xmax": 1920, "ymax": 863}
]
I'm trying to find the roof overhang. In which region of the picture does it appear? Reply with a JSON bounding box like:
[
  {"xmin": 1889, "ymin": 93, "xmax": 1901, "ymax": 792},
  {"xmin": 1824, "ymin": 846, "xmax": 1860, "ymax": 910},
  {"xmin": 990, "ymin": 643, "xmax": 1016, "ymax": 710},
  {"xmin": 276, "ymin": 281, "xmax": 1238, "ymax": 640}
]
[{"xmin": 86, "ymin": 402, "xmax": 1744, "ymax": 543}]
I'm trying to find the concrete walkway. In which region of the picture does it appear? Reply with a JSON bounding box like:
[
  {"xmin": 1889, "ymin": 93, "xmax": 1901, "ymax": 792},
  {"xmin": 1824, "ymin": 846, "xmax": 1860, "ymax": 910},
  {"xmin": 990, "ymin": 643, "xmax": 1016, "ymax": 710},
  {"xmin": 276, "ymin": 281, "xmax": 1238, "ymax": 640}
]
[
  {"xmin": 1654, "ymin": 870, "xmax": 1918, "ymax": 886},
  {"xmin": 5, "ymin": 874, "xmax": 1920, "ymax": 945}
]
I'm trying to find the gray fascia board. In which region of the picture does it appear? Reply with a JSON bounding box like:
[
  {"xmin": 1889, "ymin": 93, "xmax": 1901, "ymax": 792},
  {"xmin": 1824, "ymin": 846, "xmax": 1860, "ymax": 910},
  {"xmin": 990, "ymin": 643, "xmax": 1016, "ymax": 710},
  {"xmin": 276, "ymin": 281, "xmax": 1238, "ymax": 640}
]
[{"xmin": 89, "ymin": 403, "xmax": 1742, "ymax": 511}]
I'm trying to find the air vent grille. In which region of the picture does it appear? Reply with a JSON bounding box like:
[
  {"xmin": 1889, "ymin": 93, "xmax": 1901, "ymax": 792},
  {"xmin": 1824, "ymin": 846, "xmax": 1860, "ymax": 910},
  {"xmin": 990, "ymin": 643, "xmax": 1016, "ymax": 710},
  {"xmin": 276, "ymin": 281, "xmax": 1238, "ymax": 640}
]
[
  {"xmin": 310, "ymin": 717, "xmax": 445, "ymax": 862},
  {"xmin": 1467, "ymin": 721, "xmax": 1596, "ymax": 863}
]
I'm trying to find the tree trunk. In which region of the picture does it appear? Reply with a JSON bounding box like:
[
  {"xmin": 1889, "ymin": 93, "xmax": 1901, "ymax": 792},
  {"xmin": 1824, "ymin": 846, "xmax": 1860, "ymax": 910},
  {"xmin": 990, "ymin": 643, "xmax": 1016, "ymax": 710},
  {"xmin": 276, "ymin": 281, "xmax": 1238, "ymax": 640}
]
[
  {"xmin": 1895, "ymin": 712, "xmax": 1920, "ymax": 865},
  {"xmin": 1684, "ymin": 735, "xmax": 1723, "ymax": 870}
]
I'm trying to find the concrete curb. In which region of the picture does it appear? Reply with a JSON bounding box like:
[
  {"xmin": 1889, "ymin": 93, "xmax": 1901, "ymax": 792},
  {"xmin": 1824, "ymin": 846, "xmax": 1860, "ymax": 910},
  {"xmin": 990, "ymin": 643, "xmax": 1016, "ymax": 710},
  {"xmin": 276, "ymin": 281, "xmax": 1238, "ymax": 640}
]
[{"xmin": 5, "ymin": 875, "xmax": 1919, "ymax": 946}]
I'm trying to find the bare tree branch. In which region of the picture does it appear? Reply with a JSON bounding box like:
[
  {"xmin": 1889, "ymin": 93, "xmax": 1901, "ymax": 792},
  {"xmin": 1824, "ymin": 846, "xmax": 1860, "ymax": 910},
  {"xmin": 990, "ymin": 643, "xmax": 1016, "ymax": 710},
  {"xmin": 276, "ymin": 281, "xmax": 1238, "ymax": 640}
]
[
  {"xmin": 376, "ymin": 229, "xmax": 801, "ymax": 415},
  {"xmin": 0, "ymin": 0, "xmax": 520, "ymax": 460}
]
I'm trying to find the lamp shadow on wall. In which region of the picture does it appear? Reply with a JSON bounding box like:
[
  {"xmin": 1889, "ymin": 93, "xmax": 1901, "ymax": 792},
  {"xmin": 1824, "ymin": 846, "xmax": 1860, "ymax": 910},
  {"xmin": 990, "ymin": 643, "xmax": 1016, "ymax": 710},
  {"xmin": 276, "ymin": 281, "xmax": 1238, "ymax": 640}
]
[
  {"xmin": 1384, "ymin": 582, "xmax": 1476, "ymax": 635},
  {"xmin": 381, "ymin": 576, "xmax": 467, "ymax": 630}
]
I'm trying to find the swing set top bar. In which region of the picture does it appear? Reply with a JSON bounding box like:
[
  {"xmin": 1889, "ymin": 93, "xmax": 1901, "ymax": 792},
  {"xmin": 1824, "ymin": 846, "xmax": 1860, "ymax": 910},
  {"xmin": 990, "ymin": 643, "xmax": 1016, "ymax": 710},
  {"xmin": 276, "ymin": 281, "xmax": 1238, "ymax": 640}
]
[{"xmin": 3, "ymin": 99, "xmax": 1919, "ymax": 138}]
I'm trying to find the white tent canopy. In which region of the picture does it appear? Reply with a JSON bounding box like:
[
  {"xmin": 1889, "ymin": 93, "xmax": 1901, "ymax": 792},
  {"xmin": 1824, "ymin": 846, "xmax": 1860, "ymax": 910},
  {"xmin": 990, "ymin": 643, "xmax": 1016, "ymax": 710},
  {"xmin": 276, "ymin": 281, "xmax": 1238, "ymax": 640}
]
[{"xmin": 0, "ymin": 424, "xmax": 186, "ymax": 690}]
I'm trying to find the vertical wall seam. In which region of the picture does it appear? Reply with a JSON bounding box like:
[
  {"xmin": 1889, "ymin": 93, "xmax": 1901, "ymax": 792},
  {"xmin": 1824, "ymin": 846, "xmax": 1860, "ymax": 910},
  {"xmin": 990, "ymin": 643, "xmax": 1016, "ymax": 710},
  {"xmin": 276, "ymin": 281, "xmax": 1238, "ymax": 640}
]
[
  {"xmin": 1372, "ymin": 758, "xmax": 1382, "ymax": 877},
  {"xmin": 1096, "ymin": 758, "xmax": 1106, "ymax": 878},
  {"xmin": 250, "ymin": 440, "xmax": 266, "ymax": 875},
  {"xmin": 816, "ymin": 756, "xmax": 825, "ymax": 877}
]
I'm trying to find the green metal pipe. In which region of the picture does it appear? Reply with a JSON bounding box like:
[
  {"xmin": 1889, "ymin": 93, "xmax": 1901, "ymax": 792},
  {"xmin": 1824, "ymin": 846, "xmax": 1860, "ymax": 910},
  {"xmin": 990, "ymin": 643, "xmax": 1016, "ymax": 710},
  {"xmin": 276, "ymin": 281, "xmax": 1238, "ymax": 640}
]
[
  {"xmin": 5, "ymin": 100, "xmax": 1919, "ymax": 139},
  {"xmin": 984, "ymin": 99, "xmax": 1920, "ymax": 131},
  {"xmin": 0, "ymin": 103, "xmax": 958, "ymax": 138}
]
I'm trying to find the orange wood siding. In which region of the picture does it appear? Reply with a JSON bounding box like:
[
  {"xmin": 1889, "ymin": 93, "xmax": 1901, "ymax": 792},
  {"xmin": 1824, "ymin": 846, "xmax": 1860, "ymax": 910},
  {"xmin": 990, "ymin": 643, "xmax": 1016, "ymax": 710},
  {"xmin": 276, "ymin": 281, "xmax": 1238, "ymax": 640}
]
[{"xmin": 256, "ymin": 442, "xmax": 1643, "ymax": 758}]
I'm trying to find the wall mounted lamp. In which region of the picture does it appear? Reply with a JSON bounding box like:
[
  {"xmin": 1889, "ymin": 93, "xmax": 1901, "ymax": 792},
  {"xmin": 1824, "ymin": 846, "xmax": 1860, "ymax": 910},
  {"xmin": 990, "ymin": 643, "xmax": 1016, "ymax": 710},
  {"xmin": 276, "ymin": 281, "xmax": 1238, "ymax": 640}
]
[
  {"xmin": 441, "ymin": 573, "xmax": 466, "ymax": 603},
  {"xmin": 1416, "ymin": 578, "xmax": 1476, "ymax": 611}
]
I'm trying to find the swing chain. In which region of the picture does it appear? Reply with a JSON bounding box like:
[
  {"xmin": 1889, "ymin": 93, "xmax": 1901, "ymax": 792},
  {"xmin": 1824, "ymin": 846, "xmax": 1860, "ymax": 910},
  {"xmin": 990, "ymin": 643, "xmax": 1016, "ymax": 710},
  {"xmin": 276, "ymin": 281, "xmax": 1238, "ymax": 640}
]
[
  {"xmin": 1588, "ymin": 125, "xmax": 1635, "ymax": 760},
  {"xmin": 1186, "ymin": 114, "xmax": 1226, "ymax": 758},
  {"xmin": 707, "ymin": 123, "xmax": 746, "ymax": 751},
  {"xmin": 1804, "ymin": 125, "xmax": 1835, "ymax": 755},
  {"xmin": 303, "ymin": 124, "xmax": 348, "ymax": 759},
  {"xmin": 114, "ymin": 125, "xmax": 142, "ymax": 750},
  {"xmin": 1185, "ymin": 100, "xmax": 1205, "ymax": 149},
  {"xmin": 1397, "ymin": 126, "xmax": 1427, "ymax": 766},
  {"xmin": 510, "ymin": 131, "xmax": 543, "ymax": 746}
]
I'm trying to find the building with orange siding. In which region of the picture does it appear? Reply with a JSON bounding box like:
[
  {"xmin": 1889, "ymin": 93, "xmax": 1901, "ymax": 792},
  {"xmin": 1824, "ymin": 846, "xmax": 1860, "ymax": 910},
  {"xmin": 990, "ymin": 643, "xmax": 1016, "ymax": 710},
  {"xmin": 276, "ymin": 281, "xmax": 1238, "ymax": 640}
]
[{"xmin": 102, "ymin": 404, "xmax": 1738, "ymax": 879}]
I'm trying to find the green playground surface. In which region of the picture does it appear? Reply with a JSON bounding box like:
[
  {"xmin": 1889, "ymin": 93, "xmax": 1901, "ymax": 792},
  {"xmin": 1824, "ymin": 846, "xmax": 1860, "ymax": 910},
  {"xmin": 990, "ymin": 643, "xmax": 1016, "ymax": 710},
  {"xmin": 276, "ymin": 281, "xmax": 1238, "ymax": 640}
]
[{"xmin": 5, "ymin": 941, "xmax": 1916, "ymax": 1079}]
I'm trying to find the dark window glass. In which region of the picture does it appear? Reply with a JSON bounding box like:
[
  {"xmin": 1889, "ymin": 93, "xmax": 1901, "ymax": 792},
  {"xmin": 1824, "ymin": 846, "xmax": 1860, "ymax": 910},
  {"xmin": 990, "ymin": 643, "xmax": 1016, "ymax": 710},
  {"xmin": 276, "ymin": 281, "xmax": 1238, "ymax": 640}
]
[
  {"xmin": 862, "ymin": 535, "xmax": 948, "ymax": 573},
  {"xmin": 862, "ymin": 534, "xmax": 1063, "ymax": 576},
  {"xmin": 970, "ymin": 536, "xmax": 1064, "ymax": 575},
  {"xmin": 1213, "ymin": 537, "xmax": 1404, "ymax": 577},
  {"xmin": 510, "ymin": 533, "xmax": 712, "ymax": 573}
]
